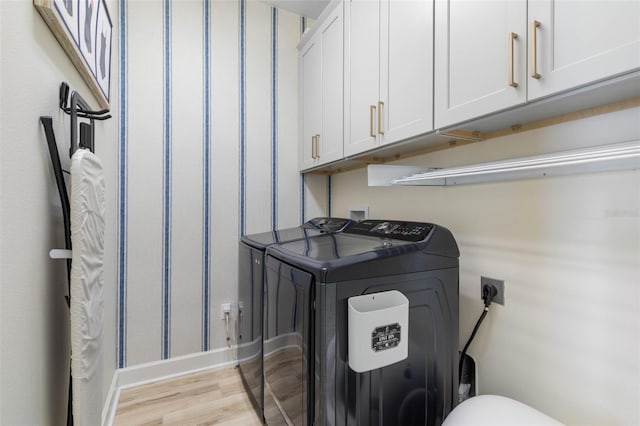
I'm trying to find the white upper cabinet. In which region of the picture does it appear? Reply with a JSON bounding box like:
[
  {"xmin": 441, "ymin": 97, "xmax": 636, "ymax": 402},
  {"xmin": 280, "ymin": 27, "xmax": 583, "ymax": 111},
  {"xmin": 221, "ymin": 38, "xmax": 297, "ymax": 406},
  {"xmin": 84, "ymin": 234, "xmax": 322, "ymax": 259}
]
[
  {"xmin": 300, "ymin": 4, "xmax": 344, "ymax": 170},
  {"xmin": 435, "ymin": 0, "xmax": 640, "ymax": 129},
  {"xmin": 344, "ymin": 0, "xmax": 381, "ymax": 155},
  {"xmin": 320, "ymin": 8, "xmax": 345, "ymax": 165},
  {"xmin": 301, "ymin": 39, "xmax": 322, "ymax": 170},
  {"xmin": 380, "ymin": 0, "xmax": 434, "ymax": 144},
  {"xmin": 434, "ymin": 0, "xmax": 528, "ymax": 129},
  {"xmin": 527, "ymin": 0, "xmax": 640, "ymax": 100},
  {"xmin": 345, "ymin": 0, "xmax": 434, "ymax": 156},
  {"xmin": 300, "ymin": 0, "xmax": 639, "ymax": 172}
]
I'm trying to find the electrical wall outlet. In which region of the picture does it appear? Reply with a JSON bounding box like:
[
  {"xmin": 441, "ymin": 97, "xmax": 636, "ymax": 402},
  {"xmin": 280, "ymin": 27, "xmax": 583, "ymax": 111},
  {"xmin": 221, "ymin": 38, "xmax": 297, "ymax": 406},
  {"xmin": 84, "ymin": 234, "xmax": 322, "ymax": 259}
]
[
  {"xmin": 480, "ymin": 276, "xmax": 505, "ymax": 306},
  {"xmin": 220, "ymin": 303, "xmax": 232, "ymax": 319}
]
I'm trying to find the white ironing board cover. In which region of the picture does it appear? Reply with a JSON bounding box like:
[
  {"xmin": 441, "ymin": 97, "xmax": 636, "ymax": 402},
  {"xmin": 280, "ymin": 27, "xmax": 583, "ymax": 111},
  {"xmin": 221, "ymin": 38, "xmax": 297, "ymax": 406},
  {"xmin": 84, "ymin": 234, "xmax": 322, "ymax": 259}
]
[{"xmin": 70, "ymin": 149, "xmax": 105, "ymax": 426}]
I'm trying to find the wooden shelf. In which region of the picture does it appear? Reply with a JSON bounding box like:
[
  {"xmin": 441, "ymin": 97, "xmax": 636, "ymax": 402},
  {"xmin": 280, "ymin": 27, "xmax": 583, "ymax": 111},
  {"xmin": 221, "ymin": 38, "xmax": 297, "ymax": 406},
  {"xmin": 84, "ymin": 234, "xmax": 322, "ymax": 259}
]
[{"xmin": 302, "ymin": 72, "xmax": 640, "ymax": 176}]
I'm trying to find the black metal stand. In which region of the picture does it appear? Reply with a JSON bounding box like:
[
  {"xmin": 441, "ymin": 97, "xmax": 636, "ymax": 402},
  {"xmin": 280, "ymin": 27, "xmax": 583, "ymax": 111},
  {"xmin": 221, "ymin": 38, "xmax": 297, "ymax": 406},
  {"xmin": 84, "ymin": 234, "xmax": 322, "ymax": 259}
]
[{"xmin": 39, "ymin": 82, "xmax": 111, "ymax": 426}]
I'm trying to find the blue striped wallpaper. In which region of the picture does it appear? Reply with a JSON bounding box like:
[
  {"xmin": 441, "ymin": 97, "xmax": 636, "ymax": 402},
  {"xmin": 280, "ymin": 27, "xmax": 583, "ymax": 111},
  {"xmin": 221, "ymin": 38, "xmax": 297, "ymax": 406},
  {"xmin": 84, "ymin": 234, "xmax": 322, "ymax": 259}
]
[
  {"xmin": 327, "ymin": 175, "xmax": 332, "ymax": 217},
  {"xmin": 239, "ymin": 0, "xmax": 246, "ymax": 236},
  {"xmin": 202, "ymin": 0, "xmax": 212, "ymax": 352},
  {"xmin": 117, "ymin": 0, "xmax": 128, "ymax": 369},
  {"xmin": 271, "ymin": 7, "xmax": 278, "ymax": 231},
  {"xmin": 117, "ymin": 0, "xmax": 307, "ymax": 367},
  {"xmin": 301, "ymin": 173, "xmax": 306, "ymax": 223},
  {"xmin": 162, "ymin": 0, "xmax": 173, "ymax": 360}
]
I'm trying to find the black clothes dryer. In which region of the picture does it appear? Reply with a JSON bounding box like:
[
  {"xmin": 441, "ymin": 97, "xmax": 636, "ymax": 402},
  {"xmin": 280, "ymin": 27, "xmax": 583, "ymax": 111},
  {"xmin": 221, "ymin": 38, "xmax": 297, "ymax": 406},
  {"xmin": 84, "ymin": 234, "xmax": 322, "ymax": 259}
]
[
  {"xmin": 263, "ymin": 219, "xmax": 460, "ymax": 426},
  {"xmin": 238, "ymin": 217, "xmax": 352, "ymax": 422}
]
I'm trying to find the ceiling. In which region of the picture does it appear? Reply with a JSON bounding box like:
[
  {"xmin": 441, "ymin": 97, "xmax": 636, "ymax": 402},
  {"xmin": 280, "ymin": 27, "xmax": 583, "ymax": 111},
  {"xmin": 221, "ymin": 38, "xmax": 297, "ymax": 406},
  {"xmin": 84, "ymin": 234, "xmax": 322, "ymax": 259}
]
[{"xmin": 260, "ymin": 0, "xmax": 331, "ymax": 19}]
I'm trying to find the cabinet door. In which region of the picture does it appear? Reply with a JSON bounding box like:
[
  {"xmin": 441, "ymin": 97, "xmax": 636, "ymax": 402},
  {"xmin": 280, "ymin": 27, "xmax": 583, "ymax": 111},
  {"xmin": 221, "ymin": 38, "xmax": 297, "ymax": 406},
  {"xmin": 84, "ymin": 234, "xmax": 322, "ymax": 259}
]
[
  {"xmin": 528, "ymin": 0, "xmax": 640, "ymax": 100},
  {"xmin": 344, "ymin": 0, "xmax": 381, "ymax": 156},
  {"xmin": 434, "ymin": 0, "xmax": 527, "ymax": 128},
  {"xmin": 300, "ymin": 38, "xmax": 321, "ymax": 170},
  {"xmin": 379, "ymin": 0, "xmax": 433, "ymax": 145},
  {"xmin": 318, "ymin": 9, "xmax": 344, "ymax": 165}
]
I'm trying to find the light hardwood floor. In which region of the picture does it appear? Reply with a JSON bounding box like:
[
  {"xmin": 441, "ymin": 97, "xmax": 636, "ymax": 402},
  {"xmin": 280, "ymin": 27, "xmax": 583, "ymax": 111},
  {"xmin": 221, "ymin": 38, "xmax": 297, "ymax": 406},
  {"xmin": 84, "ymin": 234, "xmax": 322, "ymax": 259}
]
[{"xmin": 114, "ymin": 366, "xmax": 264, "ymax": 425}]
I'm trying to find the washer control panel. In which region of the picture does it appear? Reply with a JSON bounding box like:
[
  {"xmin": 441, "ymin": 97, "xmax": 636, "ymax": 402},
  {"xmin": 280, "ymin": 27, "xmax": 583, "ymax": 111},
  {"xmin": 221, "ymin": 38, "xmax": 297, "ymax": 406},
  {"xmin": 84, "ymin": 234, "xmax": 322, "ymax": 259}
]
[{"xmin": 344, "ymin": 220, "xmax": 434, "ymax": 242}]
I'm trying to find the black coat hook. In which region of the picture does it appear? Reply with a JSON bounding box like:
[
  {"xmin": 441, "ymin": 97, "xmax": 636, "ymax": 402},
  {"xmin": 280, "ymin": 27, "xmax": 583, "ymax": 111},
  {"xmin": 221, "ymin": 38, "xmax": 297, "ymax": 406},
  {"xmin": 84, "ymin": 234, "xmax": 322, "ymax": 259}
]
[
  {"xmin": 59, "ymin": 82, "xmax": 111, "ymax": 120},
  {"xmin": 58, "ymin": 82, "xmax": 112, "ymax": 157}
]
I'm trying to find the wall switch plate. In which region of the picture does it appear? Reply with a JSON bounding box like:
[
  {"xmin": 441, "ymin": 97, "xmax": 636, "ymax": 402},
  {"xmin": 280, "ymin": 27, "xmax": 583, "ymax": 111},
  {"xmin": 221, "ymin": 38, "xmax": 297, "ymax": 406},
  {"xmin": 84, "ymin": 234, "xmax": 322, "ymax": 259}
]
[{"xmin": 480, "ymin": 276, "xmax": 505, "ymax": 306}]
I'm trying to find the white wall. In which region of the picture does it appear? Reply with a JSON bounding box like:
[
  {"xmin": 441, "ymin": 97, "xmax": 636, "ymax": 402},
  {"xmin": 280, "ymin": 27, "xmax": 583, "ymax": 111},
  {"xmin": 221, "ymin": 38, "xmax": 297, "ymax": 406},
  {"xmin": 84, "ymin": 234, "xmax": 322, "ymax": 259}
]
[
  {"xmin": 0, "ymin": 1, "xmax": 3, "ymax": 419},
  {"xmin": 330, "ymin": 107, "xmax": 640, "ymax": 425},
  {"xmin": 0, "ymin": 1, "xmax": 118, "ymax": 424},
  {"xmin": 0, "ymin": 3, "xmax": 3, "ymax": 422},
  {"xmin": 1, "ymin": 1, "xmax": 318, "ymax": 422},
  {"xmin": 117, "ymin": 0, "xmax": 311, "ymax": 367}
]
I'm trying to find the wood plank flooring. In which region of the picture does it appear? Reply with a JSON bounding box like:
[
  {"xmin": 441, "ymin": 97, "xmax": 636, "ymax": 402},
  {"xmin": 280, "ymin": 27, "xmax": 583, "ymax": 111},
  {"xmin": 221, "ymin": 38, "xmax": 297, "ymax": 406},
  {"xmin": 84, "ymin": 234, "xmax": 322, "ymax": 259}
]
[{"xmin": 114, "ymin": 366, "xmax": 264, "ymax": 425}]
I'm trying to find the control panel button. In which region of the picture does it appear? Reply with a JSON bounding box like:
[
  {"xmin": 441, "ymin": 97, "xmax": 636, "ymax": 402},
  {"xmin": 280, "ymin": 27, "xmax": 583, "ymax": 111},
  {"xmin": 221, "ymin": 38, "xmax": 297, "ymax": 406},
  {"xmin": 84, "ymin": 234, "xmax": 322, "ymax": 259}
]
[{"xmin": 344, "ymin": 220, "xmax": 434, "ymax": 242}]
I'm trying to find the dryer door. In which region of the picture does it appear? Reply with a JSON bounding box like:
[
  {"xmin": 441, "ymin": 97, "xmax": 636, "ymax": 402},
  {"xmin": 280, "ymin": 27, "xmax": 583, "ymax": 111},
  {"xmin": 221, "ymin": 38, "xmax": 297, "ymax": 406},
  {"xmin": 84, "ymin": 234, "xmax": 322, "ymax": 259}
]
[
  {"xmin": 264, "ymin": 256, "xmax": 314, "ymax": 426},
  {"xmin": 237, "ymin": 243, "xmax": 264, "ymax": 416}
]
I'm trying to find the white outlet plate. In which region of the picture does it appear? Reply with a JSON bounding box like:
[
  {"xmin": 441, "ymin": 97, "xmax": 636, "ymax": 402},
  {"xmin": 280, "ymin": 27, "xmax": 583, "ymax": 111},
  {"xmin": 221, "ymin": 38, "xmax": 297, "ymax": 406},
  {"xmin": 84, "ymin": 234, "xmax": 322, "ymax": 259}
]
[{"xmin": 220, "ymin": 303, "xmax": 232, "ymax": 319}]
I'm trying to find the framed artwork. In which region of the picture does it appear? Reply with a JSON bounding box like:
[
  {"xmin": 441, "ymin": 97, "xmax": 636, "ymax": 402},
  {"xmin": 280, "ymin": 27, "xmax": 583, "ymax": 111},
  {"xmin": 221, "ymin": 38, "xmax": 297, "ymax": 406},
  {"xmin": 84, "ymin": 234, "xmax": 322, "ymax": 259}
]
[
  {"xmin": 95, "ymin": 0, "xmax": 113, "ymax": 101},
  {"xmin": 55, "ymin": 0, "xmax": 79, "ymax": 44},
  {"xmin": 34, "ymin": 0, "xmax": 113, "ymax": 109},
  {"xmin": 78, "ymin": 0, "xmax": 98, "ymax": 79}
]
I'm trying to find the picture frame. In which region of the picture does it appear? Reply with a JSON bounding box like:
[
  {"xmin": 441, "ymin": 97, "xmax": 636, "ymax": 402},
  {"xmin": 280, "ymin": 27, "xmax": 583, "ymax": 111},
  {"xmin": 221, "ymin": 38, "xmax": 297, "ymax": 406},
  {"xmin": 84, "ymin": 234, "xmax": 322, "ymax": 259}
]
[
  {"xmin": 34, "ymin": 0, "xmax": 113, "ymax": 109},
  {"xmin": 78, "ymin": 0, "xmax": 98, "ymax": 79},
  {"xmin": 95, "ymin": 0, "xmax": 113, "ymax": 101}
]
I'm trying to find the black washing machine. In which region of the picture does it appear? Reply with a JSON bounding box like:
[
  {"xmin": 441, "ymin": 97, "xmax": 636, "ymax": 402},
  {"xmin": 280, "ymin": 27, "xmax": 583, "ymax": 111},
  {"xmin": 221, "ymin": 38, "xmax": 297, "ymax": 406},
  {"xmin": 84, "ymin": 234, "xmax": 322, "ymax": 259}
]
[
  {"xmin": 238, "ymin": 218, "xmax": 352, "ymax": 422},
  {"xmin": 263, "ymin": 219, "xmax": 459, "ymax": 426}
]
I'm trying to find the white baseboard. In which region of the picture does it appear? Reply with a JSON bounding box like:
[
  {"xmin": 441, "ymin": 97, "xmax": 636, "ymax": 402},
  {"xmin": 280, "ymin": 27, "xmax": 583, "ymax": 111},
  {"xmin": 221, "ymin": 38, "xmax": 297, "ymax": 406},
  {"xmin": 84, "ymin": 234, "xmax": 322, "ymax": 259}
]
[
  {"xmin": 102, "ymin": 346, "xmax": 237, "ymax": 425},
  {"xmin": 102, "ymin": 370, "xmax": 120, "ymax": 426}
]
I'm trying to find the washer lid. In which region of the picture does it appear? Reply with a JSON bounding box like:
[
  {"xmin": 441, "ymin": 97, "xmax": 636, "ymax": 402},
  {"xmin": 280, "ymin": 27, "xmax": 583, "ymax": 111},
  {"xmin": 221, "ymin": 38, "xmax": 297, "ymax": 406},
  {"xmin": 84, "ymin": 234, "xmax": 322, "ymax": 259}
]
[
  {"xmin": 265, "ymin": 221, "xmax": 459, "ymax": 282},
  {"xmin": 272, "ymin": 232, "xmax": 415, "ymax": 261},
  {"xmin": 270, "ymin": 220, "xmax": 437, "ymax": 261},
  {"xmin": 241, "ymin": 217, "xmax": 351, "ymax": 250}
]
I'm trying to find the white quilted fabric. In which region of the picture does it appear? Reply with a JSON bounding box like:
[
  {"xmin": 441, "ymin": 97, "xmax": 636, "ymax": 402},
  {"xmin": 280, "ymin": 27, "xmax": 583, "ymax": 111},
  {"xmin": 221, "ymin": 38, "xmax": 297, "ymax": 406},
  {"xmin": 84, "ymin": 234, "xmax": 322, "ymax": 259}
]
[{"xmin": 70, "ymin": 149, "xmax": 105, "ymax": 426}]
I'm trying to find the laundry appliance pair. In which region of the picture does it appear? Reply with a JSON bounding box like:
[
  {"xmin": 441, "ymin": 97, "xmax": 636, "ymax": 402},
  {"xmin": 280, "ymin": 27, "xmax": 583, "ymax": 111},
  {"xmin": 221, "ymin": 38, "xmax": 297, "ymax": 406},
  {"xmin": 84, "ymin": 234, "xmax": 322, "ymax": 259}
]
[
  {"xmin": 237, "ymin": 218, "xmax": 352, "ymax": 421},
  {"xmin": 240, "ymin": 218, "xmax": 460, "ymax": 426}
]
